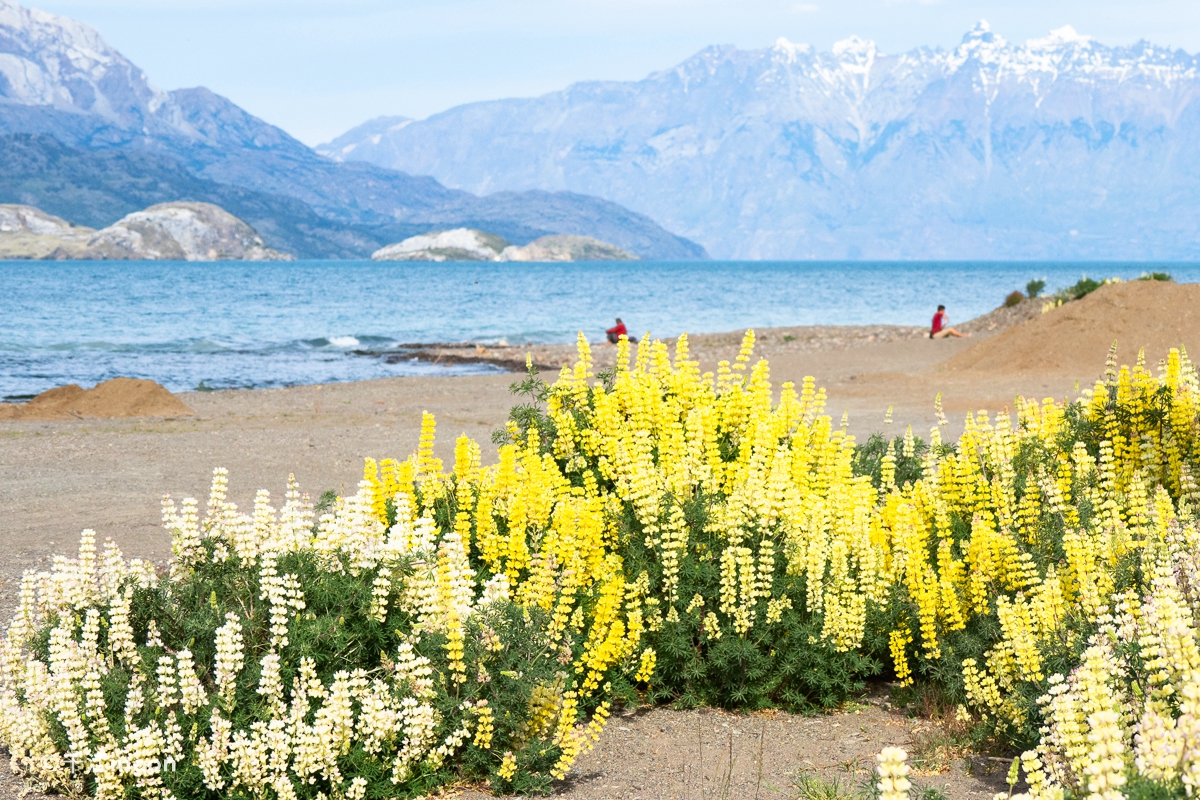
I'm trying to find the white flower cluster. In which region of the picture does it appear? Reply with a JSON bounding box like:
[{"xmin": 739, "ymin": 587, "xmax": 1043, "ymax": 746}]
[
  {"xmin": 0, "ymin": 469, "xmax": 601, "ymax": 798},
  {"xmin": 1015, "ymin": 526, "xmax": 1200, "ymax": 800}
]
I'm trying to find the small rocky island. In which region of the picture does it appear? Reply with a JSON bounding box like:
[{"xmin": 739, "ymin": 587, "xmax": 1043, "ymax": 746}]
[
  {"xmin": 0, "ymin": 202, "xmax": 292, "ymax": 260},
  {"xmin": 371, "ymin": 228, "xmax": 635, "ymax": 262}
]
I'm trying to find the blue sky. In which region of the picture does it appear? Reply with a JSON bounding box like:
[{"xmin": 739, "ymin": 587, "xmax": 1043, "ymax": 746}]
[{"xmin": 32, "ymin": 0, "xmax": 1200, "ymax": 146}]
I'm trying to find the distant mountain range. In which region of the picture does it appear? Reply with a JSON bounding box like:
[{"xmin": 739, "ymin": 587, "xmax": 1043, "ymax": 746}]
[
  {"xmin": 320, "ymin": 23, "xmax": 1200, "ymax": 260},
  {"xmin": 0, "ymin": 1, "xmax": 706, "ymax": 260}
]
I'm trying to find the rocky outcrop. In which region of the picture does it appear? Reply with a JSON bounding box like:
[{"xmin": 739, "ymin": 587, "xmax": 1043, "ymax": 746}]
[
  {"xmin": 75, "ymin": 202, "xmax": 291, "ymax": 261},
  {"xmin": 499, "ymin": 234, "xmax": 635, "ymax": 261},
  {"xmin": 0, "ymin": 201, "xmax": 292, "ymax": 260},
  {"xmin": 0, "ymin": 204, "xmax": 93, "ymax": 259},
  {"xmin": 371, "ymin": 228, "xmax": 509, "ymax": 261},
  {"xmin": 372, "ymin": 229, "xmax": 636, "ymax": 262}
]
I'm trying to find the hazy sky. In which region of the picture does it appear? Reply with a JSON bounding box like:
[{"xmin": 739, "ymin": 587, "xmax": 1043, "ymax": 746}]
[{"xmin": 31, "ymin": 0, "xmax": 1200, "ymax": 146}]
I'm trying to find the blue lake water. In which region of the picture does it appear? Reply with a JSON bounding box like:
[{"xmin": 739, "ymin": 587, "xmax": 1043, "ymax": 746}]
[{"xmin": 2, "ymin": 259, "xmax": 1197, "ymax": 399}]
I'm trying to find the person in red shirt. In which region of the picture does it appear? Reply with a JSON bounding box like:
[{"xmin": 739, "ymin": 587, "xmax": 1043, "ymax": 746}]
[
  {"xmin": 606, "ymin": 318, "xmax": 636, "ymax": 344},
  {"xmin": 930, "ymin": 305, "xmax": 970, "ymax": 339}
]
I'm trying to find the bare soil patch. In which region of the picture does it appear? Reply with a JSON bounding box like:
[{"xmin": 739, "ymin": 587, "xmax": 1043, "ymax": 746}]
[
  {"xmin": 0, "ymin": 377, "xmax": 195, "ymax": 421},
  {"xmin": 456, "ymin": 696, "xmax": 1009, "ymax": 800},
  {"xmin": 946, "ymin": 280, "xmax": 1200, "ymax": 376}
]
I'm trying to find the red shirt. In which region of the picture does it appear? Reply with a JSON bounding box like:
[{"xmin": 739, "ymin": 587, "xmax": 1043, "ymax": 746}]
[
  {"xmin": 931, "ymin": 311, "xmax": 946, "ymax": 335},
  {"xmin": 606, "ymin": 322, "xmax": 627, "ymax": 336}
]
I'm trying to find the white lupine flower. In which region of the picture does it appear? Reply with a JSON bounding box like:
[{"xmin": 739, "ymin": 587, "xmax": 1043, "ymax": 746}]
[
  {"xmin": 391, "ymin": 697, "xmax": 441, "ymax": 783},
  {"xmin": 257, "ymin": 652, "xmax": 285, "ymax": 719},
  {"xmin": 107, "ymin": 586, "xmax": 137, "ymax": 665},
  {"xmin": 155, "ymin": 654, "xmax": 178, "ymax": 709},
  {"xmin": 214, "ymin": 612, "xmax": 245, "ymax": 704},
  {"xmin": 426, "ymin": 717, "xmax": 471, "ymax": 769},
  {"xmin": 253, "ymin": 488, "xmax": 276, "ymax": 546},
  {"xmin": 347, "ymin": 776, "xmax": 369, "ymax": 800},
  {"xmin": 259, "ymin": 553, "xmax": 305, "ymax": 649},
  {"xmin": 358, "ymin": 679, "xmax": 403, "ymax": 755},
  {"xmin": 206, "ymin": 467, "xmax": 230, "ymax": 518},
  {"xmin": 196, "ymin": 711, "xmax": 232, "ymax": 790},
  {"xmin": 480, "ymin": 572, "xmax": 512, "ymax": 607},
  {"xmin": 80, "ymin": 666, "xmax": 109, "ymax": 741},
  {"xmin": 394, "ymin": 640, "xmax": 436, "ymax": 699},
  {"xmin": 123, "ymin": 669, "xmax": 145, "ymax": 737},
  {"xmin": 876, "ymin": 747, "xmax": 911, "ymax": 800},
  {"xmin": 308, "ymin": 482, "xmax": 387, "ymax": 574},
  {"xmin": 278, "ymin": 474, "xmax": 315, "ymax": 551},
  {"xmin": 370, "ymin": 567, "xmax": 393, "ymax": 623},
  {"xmin": 164, "ymin": 494, "xmax": 203, "ymax": 575},
  {"xmin": 144, "ymin": 620, "xmax": 163, "ymax": 649},
  {"xmin": 98, "ymin": 538, "xmax": 127, "ymax": 602},
  {"xmin": 176, "ymin": 649, "xmax": 207, "ymax": 714},
  {"xmin": 383, "ymin": 508, "xmax": 435, "ymax": 558}
]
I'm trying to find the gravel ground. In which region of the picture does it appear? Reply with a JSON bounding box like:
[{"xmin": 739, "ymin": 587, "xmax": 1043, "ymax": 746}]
[{"xmin": 456, "ymin": 695, "xmax": 1010, "ymax": 800}]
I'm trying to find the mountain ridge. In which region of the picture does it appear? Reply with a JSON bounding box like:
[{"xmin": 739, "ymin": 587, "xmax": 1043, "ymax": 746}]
[
  {"xmin": 0, "ymin": 0, "xmax": 706, "ymax": 260},
  {"xmin": 321, "ymin": 21, "xmax": 1200, "ymax": 260}
]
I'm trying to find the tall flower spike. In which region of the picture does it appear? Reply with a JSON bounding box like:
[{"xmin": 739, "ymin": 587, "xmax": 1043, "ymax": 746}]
[{"xmin": 876, "ymin": 747, "xmax": 911, "ymax": 800}]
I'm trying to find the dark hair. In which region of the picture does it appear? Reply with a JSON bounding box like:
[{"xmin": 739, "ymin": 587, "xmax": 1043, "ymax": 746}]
[{"xmin": 937, "ymin": 305, "xmax": 945, "ymax": 311}]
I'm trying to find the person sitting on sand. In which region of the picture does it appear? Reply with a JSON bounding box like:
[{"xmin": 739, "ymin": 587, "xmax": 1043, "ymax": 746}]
[
  {"xmin": 606, "ymin": 318, "xmax": 638, "ymax": 344},
  {"xmin": 931, "ymin": 305, "xmax": 971, "ymax": 339}
]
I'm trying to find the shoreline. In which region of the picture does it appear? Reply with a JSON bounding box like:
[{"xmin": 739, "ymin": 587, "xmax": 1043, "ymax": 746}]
[
  {"xmin": 343, "ymin": 298, "xmax": 1045, "ymax": 375},
  {"xmin": 0, "ymin": 296, "xmax": 1045, "ymax": 408}
]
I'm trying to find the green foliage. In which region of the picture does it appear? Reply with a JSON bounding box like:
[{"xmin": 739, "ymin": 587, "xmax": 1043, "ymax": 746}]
[
  {"xmin": 853, "ymin": 432, "xmax": 928, "ymax": 490},
  {"xmin": 1065, "ymin": 276, "xmax": 1103, "ymax": 300},
  {"xmin": 1025, "ymin": 279, "xmax": 1046, "ymax": 299},
  {"xmin": 1123, "ymin": 773, "xmax": 1186, "ymax": 800},
  {"xmin": 492, "ymin": 359, "xmax": 553, "ymax": 449},
  {"xmin": 794, "ymin": 770, "xmax": 862, "ymax": 800}
]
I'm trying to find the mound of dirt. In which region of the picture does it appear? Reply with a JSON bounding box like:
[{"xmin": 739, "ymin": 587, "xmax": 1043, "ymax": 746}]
[
  {"xmin": 0, "ymin": 378, "xmax": 196, "ymax": 421},
  {"xmin": 946, "ymin": 280, "xmax": 1200, "ymax": 376}
]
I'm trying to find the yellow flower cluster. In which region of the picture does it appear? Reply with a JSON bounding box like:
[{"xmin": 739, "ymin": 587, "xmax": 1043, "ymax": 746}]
[
  {"xmin": 874, "ymin": 346, "xmax": 1200, "ymax": 735},
  {"xmin": 365, "ymin": 331, "xmax": 891, "ymax": 687},
  {"xmin": 364, "ymin": 336, "xmax": 1200, "ymax": 727}
]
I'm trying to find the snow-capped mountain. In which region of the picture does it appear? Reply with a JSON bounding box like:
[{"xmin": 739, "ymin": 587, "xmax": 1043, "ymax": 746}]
[
  {"xmin": 322, "ymin": 22, "xmax": 1200, "ymax": 259},
  {"xmin": 0, "ymin": 0, "xmax": 706, "ymax": 259},
  {"xmin": 0, "ymin": 1, "xmax": 300, "ymax": 156}
]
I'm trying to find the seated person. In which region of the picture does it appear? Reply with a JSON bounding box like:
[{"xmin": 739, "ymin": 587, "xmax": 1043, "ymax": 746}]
[
  {"xmin": 931, "ymin": 305, "xmax": 970, "ymax": 339},
  {"xmin": 607, "ymin": 318, "xmax": 636, "ymax": 343}
]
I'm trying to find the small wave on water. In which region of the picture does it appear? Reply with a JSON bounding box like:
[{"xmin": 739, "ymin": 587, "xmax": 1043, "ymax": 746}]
[{"xmin": 0, "ymin": 335, "xmax": 499, "ymax": 399}]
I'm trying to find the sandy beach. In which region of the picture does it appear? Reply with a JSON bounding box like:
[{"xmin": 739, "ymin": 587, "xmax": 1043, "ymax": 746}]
[{"xmin": 3, "ymin": 280, "xmax": 1199, "ymax": 799}]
